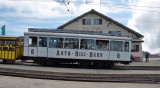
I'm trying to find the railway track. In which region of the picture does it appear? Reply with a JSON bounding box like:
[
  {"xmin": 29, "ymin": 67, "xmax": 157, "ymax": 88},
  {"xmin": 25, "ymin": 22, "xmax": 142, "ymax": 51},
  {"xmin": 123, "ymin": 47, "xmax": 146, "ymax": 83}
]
[
  {"xmin": 1, "ymin": 61, "xmax": 160, "ymax": 70},
  {"xmin": 114, "ymin": 66, "xmax": 160, "ymax": 70},
  {"xmin": 0, "ymin": 67, "xmax": 160, "ymax": 83}
]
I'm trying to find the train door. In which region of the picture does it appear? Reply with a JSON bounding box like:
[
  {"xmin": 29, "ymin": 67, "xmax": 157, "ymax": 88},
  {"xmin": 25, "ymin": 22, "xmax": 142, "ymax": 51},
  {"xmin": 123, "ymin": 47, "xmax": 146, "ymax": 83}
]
[
  {"xmin": 109, "ymin": 40, "xmax": 131, "ymax": 61},
  {"xmin": 37, "ymin": 36, "xmax": 48, "ymax": 57},
  {"xmin": 123, "ymin": 41, "xmax": 131, "ymax": 61},
  {"xmin": 28, "ymin": 36, "xmax": 38, "ymax": 57}
]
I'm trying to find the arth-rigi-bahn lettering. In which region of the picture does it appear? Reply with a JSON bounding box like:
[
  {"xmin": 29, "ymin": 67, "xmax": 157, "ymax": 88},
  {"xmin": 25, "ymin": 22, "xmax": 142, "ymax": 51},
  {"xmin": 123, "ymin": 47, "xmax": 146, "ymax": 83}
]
[
  {"xmin": 56, "ymin": 50, "xmax": 102, "ymax": 57},
  {"xmin": 56, "ymin": 50, "xmax": 71, "ymax": 56},
  {"xmin": 90, "ymin": 52, "xmax": 103, "ymax": 57},
  {"xmin": 75, "ymin": 51, "xmax": 86, "ymax": 57}
]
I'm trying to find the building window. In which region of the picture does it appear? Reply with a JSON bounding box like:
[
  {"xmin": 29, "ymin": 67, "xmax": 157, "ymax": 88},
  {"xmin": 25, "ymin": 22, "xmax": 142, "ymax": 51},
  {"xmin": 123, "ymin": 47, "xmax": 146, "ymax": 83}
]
[
  {"xmin": 108, "ymin": 31, "xmax": 121, "ymax": 35},
  {"xmin": 94, "ymin": 19, "xmax": 102, "ymax": 25},
  {"xmin": 82, "ymin": 19, "xmax": 91, "ymax": 25},
  {"xmin": 131, "ymin": 45, "xmax": 139, "ymax": 52}
]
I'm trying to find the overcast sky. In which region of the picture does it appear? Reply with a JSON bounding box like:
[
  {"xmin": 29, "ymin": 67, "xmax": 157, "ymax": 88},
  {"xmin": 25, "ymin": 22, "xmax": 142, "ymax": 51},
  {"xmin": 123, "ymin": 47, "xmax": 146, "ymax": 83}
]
[{"xmin": 0, "ymin": 0, "xmax": 160, "ymax": 53}]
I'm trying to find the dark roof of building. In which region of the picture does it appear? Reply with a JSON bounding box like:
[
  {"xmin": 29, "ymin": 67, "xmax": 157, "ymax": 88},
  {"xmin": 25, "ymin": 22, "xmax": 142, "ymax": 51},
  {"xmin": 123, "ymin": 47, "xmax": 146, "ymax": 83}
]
[{"xmin": 57, "ymin": 9, "xmax": 143, "ymax": 38}]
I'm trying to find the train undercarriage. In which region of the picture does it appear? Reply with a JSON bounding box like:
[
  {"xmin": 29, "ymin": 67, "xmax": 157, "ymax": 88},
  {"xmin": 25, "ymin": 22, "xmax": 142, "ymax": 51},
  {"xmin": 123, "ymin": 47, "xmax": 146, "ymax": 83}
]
[{"xmin": 22, "ymin": 57, "xmax": 130, "ymax": 69}]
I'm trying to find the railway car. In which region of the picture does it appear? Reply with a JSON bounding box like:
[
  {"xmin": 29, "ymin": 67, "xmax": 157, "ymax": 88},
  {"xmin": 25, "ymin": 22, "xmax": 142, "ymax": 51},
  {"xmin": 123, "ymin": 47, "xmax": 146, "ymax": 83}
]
[
  {"xmin": 0, "ymin": 36, "xmax": 24, "ymax": 63},
  {"xmin": 23, "ymin": 28, "xmax": 132, "ymax": 68}
]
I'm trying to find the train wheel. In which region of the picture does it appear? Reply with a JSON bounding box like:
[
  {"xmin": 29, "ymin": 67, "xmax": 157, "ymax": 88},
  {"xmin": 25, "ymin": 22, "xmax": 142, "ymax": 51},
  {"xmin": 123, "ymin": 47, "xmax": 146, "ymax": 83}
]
[
  {"xmin": 20, "ymin": 57, "xmax": 26, "ymax": 62},
  {"xmin": 93, "ymin": 62, "xmax": 104, "ymax": 69},
  {"xmin": 10, "ymin": 60, "xmax": 15, "ymax": 64},
  {"xmin": 2, "ymin": 60, "xmax": 14, "ymax": 64},
  {"xmin": 33, "ymin": 59, "xmax": 38, "ymax": 63},
  {"xmin": 52, "ymin": 62, "xmax": 60, "ymax": 66},
  {"xmin": 46, "ymin": 60, "xmax": 53, "ymax": 67},
  {"xmin": 104, "ymin": 62, "xmax": 115, "ymax": 69},
  {"xmin": 6, "ymin": 60, "xmax": 15, "ymax": 64},
  {"xmin": 22, "ymin": 59, "xmax": 26, "ymax": 62},
  {"xmin": 3, "ymin": 60, "xmax": 7, "ymax": 64},
  {"xmin": 97, "ymin": 62, "xmax": 105, "ymax": 69},
  {"xmin": 39, "ymin": 61, "xmax": 46, "ymax": 66},
  {"xmin": 79, "ymin": 61, "xmax": 90, "ymax": 68},
  {"xmin": 39, "ymin": 58, "xmax": 47, "ymax": 66}
]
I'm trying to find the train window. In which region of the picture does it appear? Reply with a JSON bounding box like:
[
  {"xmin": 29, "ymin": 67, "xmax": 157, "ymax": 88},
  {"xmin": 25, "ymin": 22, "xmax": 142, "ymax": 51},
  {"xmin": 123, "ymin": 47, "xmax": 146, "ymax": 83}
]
[
  {"xmin": 64, "ymin": 38, "xmax": 79, "ymax": 49},
  {"xmin": 17, "ymin": 39, "xmax": 24, "ymax": 46},
  {"xmin": 29, "ymin": 36, "xmax": 37, "ymax": 47},
  {"xmin": 3, "ymin": 47, "xmax": 9, "ymax": 51},
  {"xmin": 80, "ymin": 39, "xmax": 94, "ymax": 50},
  {"xmin": 110, "ymin": 41, "xmax": 123, "ymax": 51},
  {"xmin": 0, "ymin": 40, "xmax": 15, "ymax": 46},
  {"xmin": 49, "ymin": 37, "xmax": 63, "ymax": 48},
  {"xmin": 1, "ymin": 40, "xmax": 15, "ymax": 46},
  {"xmin": 96, "ymin": 40, "xmax": 109, "ymax": 50},
  {"xmin": 124, "ymin": 42, "xmax": 129, "ymax": 52},
  {"xmin": 9, "ymin": 47, "xmax": 15, "ymax": 51},
  {"xmin": 0, "ymin": 41, "xmax": 5, "ymax": 46},
  {"xmin": 39, "ymin": 37, "xmax": 47, "ymax": 47},
  {"xmin": 0, "ymin": 41, "xmax": 2, "ymax": 46}
]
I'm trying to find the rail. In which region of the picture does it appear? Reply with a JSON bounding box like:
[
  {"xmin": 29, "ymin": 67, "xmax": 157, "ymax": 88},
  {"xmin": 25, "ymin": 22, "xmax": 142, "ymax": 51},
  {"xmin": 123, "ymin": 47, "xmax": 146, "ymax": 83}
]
[{"xmin": 0, "ymin": 67, "xmax": 159, "ymax": 83}]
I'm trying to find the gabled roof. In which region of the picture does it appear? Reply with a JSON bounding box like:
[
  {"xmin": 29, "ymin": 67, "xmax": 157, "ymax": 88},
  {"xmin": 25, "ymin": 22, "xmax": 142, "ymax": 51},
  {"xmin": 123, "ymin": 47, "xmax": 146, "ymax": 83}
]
[{"xmin": 57, "ymin": 9, "xmax": 143, "ymax": 38}]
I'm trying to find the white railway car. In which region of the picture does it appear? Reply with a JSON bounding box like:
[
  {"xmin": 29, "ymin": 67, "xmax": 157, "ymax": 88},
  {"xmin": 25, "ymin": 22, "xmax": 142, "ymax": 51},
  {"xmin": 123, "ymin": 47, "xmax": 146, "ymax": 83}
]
[{"xmin": 23, "ymin": 29, "xmax": 132, "ymax": 68}]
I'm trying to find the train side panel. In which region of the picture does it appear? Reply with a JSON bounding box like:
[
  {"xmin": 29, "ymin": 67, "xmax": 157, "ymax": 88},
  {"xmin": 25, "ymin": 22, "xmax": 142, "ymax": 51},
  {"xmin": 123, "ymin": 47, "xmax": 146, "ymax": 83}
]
[
  {"xmin": 109, "ymin": 51, "xmax": 131, "ymax": 61},
  {"xmin": 48, "ymin": 48, "xmax": 110, "ymax": 60},
  {"xmin": 24, "ymin": 35, "xmax": 29, "ymax": 56}
]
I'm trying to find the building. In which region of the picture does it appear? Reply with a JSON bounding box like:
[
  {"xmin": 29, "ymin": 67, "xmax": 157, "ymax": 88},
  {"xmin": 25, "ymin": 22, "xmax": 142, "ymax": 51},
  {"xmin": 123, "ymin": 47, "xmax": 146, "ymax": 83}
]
[{"xmin": 57, "ymin": 9, "xmax": 144, "ymax": 61}]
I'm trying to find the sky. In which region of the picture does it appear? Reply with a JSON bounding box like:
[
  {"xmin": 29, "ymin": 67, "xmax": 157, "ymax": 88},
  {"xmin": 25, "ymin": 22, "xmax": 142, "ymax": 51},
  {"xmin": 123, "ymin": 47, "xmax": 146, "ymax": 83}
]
[{"xmin": 0, "ymin": 0, "xmax": 160, "ymax": 53}]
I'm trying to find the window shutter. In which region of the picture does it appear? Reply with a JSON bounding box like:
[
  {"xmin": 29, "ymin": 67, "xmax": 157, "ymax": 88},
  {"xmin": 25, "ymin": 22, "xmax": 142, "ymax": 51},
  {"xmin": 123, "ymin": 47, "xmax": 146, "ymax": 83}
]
[
  {"xmin": 99, "ymin": 19, "xmax": 102, "ymax": 24},
  {"xmin": 136, "ymin": 45, "xmax": 139, "ymax": 51},
  {"xmin": 82, "ymin": 19, "xmax": 85, "ymax": 25}
]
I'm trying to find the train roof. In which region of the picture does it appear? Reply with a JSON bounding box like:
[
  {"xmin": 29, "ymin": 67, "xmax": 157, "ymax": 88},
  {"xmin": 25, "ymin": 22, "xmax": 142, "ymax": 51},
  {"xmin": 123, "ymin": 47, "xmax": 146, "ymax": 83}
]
[
  {"xmin": 0, "ymin": 35, "xmax": 24, "ymax": 40},
  {"xmin": 24, "ymin": 31, "xmax": 132, "ymax": 40},
  {"xmin": 28, "ymin": 28, "xmax": 131, "ymax": 37},
  {"xmin": 0, "ymin": 35, "xmax": 22, "ymax": 38}
]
